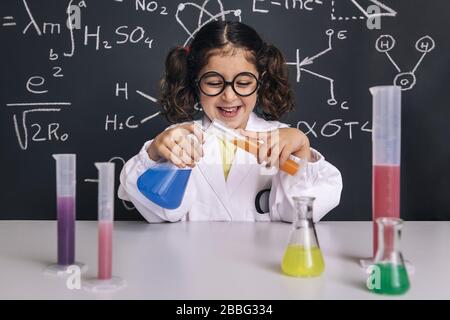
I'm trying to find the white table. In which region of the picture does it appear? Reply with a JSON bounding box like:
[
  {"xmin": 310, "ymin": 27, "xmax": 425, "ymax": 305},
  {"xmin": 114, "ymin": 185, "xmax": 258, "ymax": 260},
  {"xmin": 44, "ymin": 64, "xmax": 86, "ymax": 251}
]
[{"xmin": 0, "ymin": 221, "xmax": 449, "ymax": 299}]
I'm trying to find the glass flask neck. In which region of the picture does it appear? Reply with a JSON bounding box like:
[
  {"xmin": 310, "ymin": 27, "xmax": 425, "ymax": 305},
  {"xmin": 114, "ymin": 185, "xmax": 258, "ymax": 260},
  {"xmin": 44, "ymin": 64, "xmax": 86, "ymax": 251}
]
[
  {"xmin": 375, "ymin": 217, "xmax": 403, "ymax": 262},
  {"xmin": 288, "ymin": 196, "xmax": 319, "ymax": 249},
  {"xmin": 293, "ymin": 196, "xmax": 315, "ymax": 227}
]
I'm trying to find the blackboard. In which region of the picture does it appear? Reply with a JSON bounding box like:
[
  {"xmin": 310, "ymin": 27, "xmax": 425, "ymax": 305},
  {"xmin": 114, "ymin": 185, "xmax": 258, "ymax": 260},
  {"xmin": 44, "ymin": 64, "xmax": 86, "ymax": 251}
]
[{"xmin": 1, "ymin": 0, "xmax": 449, "ymax": 221}]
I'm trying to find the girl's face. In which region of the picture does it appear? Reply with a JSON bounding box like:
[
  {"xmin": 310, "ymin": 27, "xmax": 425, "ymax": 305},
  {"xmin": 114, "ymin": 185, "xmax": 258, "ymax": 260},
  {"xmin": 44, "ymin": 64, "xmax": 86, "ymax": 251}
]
[{"xmin": 197, "ymin": 48, "xmax": 259, "ymax": 129}]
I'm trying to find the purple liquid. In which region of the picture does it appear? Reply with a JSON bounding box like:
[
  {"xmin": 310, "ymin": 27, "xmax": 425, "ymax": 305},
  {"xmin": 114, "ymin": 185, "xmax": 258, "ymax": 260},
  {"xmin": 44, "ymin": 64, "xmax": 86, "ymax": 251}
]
[{"xmin": 57, "ymin": 196, "xmax": 75, "ymax": 265}]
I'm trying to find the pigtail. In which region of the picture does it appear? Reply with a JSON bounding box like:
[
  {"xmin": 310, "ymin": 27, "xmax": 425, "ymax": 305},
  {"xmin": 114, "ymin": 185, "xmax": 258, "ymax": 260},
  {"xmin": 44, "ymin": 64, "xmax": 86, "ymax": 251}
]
[
  {"xmin": 257, "ymin": 43, "xmax": 294, "ymax": 120},
  {"xmin": 159, "ymin": 46, "xmax": 198, "ymax": 123}
]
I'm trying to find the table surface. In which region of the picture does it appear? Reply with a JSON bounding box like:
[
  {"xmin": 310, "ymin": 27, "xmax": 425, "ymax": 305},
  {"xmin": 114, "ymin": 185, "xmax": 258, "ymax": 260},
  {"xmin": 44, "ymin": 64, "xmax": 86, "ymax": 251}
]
[{"xmin": 0, "ymin": 221, "xmax": 449, "ymax": 300}]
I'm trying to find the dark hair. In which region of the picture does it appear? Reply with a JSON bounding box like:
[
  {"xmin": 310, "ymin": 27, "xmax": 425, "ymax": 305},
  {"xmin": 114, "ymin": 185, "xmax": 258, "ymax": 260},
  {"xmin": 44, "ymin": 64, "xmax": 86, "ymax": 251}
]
[{"xmin": 159, "ymin": 21, "xmax": 294, "ymax": 123}]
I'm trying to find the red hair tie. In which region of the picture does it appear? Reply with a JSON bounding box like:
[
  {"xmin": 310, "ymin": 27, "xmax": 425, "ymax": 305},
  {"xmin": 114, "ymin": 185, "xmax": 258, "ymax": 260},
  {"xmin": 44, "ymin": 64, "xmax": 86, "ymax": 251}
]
[{"xmin": 177, "ymin": 45, "xmax": 190, "ymax": 54}]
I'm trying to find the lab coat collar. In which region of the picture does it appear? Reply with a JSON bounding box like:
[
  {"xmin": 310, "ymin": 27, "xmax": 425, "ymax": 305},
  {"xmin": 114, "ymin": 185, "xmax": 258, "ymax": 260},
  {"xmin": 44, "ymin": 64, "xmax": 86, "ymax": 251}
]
[
  {"xmin": 195, "ymin": 113, "xmax": 263, "ymax": 219},
  {"xmin": 195, "ymin": 128, "xmax": 232, "ymax": 219},
  {"xmin": 200, "ymin": 112, "xmax": 262, "ymax": 132}
]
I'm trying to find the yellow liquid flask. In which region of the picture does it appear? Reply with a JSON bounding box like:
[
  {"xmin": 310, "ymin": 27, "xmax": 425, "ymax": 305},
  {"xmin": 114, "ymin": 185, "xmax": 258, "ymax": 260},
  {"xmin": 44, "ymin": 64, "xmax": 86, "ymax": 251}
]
[{"xmin": 281, "ymin": 196, "xmax": 325, "ymax": 277}]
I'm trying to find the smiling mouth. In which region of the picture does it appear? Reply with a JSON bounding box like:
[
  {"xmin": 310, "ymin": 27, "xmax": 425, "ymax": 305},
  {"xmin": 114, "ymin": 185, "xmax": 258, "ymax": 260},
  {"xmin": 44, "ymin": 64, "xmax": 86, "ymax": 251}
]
[{"xmin": 217, "ymin": 106, "xmax": 242, "ymax": 117}]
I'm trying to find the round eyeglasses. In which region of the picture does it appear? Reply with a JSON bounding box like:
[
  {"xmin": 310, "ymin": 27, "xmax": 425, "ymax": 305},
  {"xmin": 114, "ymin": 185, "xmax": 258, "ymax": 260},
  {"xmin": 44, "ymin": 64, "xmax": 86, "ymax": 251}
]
[{"xmin": 196, "ymin": 71, "xmax": 260, "ymax": 97}]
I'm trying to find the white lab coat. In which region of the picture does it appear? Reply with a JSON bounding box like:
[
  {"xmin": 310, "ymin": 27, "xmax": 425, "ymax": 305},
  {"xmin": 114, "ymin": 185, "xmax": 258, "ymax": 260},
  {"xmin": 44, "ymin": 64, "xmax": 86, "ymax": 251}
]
[{"xmin": 118, "ymin": 112, "xmax": 343, "ymax": 223}]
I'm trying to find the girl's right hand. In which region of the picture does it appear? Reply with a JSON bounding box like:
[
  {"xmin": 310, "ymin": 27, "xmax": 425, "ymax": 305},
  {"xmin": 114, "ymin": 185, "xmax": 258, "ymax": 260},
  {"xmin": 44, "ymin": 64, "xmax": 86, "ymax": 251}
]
[{"xmin": 147, "ymin": 123, "xmax": 204, "ymax": 168}]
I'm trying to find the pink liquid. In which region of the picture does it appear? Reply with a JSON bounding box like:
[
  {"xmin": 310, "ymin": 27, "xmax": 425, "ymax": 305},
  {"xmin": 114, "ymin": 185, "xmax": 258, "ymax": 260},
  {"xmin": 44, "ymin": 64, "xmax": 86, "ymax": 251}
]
[
  {"xmin": 373, "ymin": 165, "xmax": 400, "ymax": 256},
  {"xmin": 98, "ymin": 221, "xmax": 113, "ymax": 280}
]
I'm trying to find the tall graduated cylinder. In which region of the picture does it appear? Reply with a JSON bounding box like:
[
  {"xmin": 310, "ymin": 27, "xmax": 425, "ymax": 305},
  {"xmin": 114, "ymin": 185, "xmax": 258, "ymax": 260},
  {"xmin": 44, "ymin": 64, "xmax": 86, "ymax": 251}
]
[
  {"xmin": 53, "ymin": 154, "xmax": 76, "ymax": 266},
  {"xmin": 370, "ymin": 86, "xmax": 401, "ymax": 256},
  {"xmin": 96, "ymin": 162, "xmax": 115, "ymax": 280}
]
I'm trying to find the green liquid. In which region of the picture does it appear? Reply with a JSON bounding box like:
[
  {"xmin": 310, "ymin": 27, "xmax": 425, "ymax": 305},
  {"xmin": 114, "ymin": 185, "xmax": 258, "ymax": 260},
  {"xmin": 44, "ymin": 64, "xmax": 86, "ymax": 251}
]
[{"xmin": 369, "ymin": 263, "xmax": 410, "ymax": 295}]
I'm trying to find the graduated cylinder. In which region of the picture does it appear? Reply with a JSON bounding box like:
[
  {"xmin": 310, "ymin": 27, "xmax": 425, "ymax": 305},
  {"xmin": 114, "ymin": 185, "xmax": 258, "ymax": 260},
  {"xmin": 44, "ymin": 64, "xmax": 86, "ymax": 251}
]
[{"xmin": 370, "ymin": 86, "xmax": 402, "ymax": 256}]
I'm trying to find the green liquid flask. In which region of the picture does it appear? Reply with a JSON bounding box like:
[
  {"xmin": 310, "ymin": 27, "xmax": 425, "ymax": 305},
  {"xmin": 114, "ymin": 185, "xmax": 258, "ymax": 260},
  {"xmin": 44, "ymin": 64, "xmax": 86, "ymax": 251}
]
[
  {"xmin": 281, "ymin": 196, "xmax": 325, "ymax": 277},
  {"xmin": 367, "ymin": 218, "xmax": 410, "ymax": 295}
]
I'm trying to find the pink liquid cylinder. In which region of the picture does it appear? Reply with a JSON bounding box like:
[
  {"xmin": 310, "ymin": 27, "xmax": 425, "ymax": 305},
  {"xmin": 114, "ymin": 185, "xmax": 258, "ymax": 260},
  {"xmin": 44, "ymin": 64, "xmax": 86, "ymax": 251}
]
[
  {"xmin": 57, "ymin": 196, "xmax": 75, "ymax": 265},
  {"xmin": 370, "ymin": 86, "xmax": 401, "ymax": 259},
  {"xmin": 373, "ymin": 165, "xmax": 400, "ymax": 256},
  {"xmin": 98, "ymin": 221, "xmax": 113, "ymax": 280}
]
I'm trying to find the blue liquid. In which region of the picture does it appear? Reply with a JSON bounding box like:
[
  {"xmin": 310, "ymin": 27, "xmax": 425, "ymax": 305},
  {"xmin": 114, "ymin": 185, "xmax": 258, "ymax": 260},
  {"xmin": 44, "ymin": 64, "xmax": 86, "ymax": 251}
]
[{"xmin": 137, "ymin": 163, "xmax": 192, "ymax": 209}]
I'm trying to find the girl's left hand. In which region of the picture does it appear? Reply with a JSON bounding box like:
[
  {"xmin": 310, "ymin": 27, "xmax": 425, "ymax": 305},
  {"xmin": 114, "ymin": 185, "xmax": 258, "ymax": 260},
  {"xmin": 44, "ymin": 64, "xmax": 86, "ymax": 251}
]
[{"xmin": 239, "ymin": 127, "xmax": 312, "ymax": 168}]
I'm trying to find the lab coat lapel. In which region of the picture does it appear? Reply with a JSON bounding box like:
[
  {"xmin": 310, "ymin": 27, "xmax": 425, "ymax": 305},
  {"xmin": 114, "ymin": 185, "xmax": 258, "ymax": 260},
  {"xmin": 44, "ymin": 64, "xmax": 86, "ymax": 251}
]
[
  {"xmin": 226, "ymin": 113, "xmax": 261, "ymax": 198},
  {"xmin": 195, "ymin": 117, "xmax": 232, "ymax": 213}
]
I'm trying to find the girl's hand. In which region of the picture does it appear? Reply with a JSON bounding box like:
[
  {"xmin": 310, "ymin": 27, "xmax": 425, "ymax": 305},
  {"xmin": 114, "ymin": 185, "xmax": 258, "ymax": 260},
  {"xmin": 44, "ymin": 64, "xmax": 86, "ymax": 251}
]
[
  {"xmin": 240, "ymin": 127, "xmax": 312, "ymax": 168},
  {"xmin": 147, "ymin": 123, "xmax": 204, "ymax": 168}
]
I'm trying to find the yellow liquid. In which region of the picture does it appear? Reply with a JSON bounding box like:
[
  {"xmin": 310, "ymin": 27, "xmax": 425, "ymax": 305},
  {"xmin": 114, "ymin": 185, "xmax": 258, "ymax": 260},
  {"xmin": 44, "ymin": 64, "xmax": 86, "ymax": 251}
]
[{"xmin": 281, "ymin": 245, "xmax": 325, "ymax": 277}]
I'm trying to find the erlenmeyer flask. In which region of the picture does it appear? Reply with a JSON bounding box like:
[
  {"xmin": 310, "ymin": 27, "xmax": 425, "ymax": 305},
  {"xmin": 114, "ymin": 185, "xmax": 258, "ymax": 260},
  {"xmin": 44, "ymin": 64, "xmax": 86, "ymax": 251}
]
[
  {"xmin": 367, "ymin": 217, "xmax": 410, "ymax": 295},
  {"xmin": 281, "ymin": 196, "xmax": 325, "ymax": 277},
  {"xmin": 137, "ymin": 162, "xmax": 191, "ymax": 210}
]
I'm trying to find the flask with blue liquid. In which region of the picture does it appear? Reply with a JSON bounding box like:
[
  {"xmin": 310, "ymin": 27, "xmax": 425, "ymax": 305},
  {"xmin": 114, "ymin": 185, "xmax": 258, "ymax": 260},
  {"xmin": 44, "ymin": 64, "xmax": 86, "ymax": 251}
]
[
  {"xmin": 137, "ymin": 161, "xmax": 192, "ymax": 210},
  {"xmin": 137, "ymin": 125, "xmax": 205, "ymax": 210}
]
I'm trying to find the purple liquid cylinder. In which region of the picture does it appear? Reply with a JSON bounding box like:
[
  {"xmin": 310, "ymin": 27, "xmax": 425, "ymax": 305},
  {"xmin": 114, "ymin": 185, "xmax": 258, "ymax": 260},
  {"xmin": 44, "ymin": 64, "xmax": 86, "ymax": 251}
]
[{"xmin": 57, "ymin": 196, "xmax": 75, "ymax": 265}]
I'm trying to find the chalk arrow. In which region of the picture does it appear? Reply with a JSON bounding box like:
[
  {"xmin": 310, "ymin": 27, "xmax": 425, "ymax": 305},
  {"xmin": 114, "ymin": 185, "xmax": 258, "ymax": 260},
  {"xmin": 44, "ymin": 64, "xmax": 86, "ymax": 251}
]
[{"xmin": 300, "ymin": 56, "xmax": 314, "ymax": 66}]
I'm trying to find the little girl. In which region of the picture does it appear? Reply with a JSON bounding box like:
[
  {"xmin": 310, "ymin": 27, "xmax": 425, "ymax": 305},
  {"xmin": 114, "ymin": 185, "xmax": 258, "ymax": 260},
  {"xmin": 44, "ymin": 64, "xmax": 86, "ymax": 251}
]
[{"xmin": 118, "ymin": 21, "xmax": 342, "ymax": 223}]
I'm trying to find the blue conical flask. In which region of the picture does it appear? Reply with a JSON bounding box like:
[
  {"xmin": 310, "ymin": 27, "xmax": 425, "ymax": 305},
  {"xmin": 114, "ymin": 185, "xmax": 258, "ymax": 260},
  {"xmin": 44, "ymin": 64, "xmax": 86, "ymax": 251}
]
[{"xmin": 137, "ymin": 162, "xmax": 192, "ymax": 209}]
